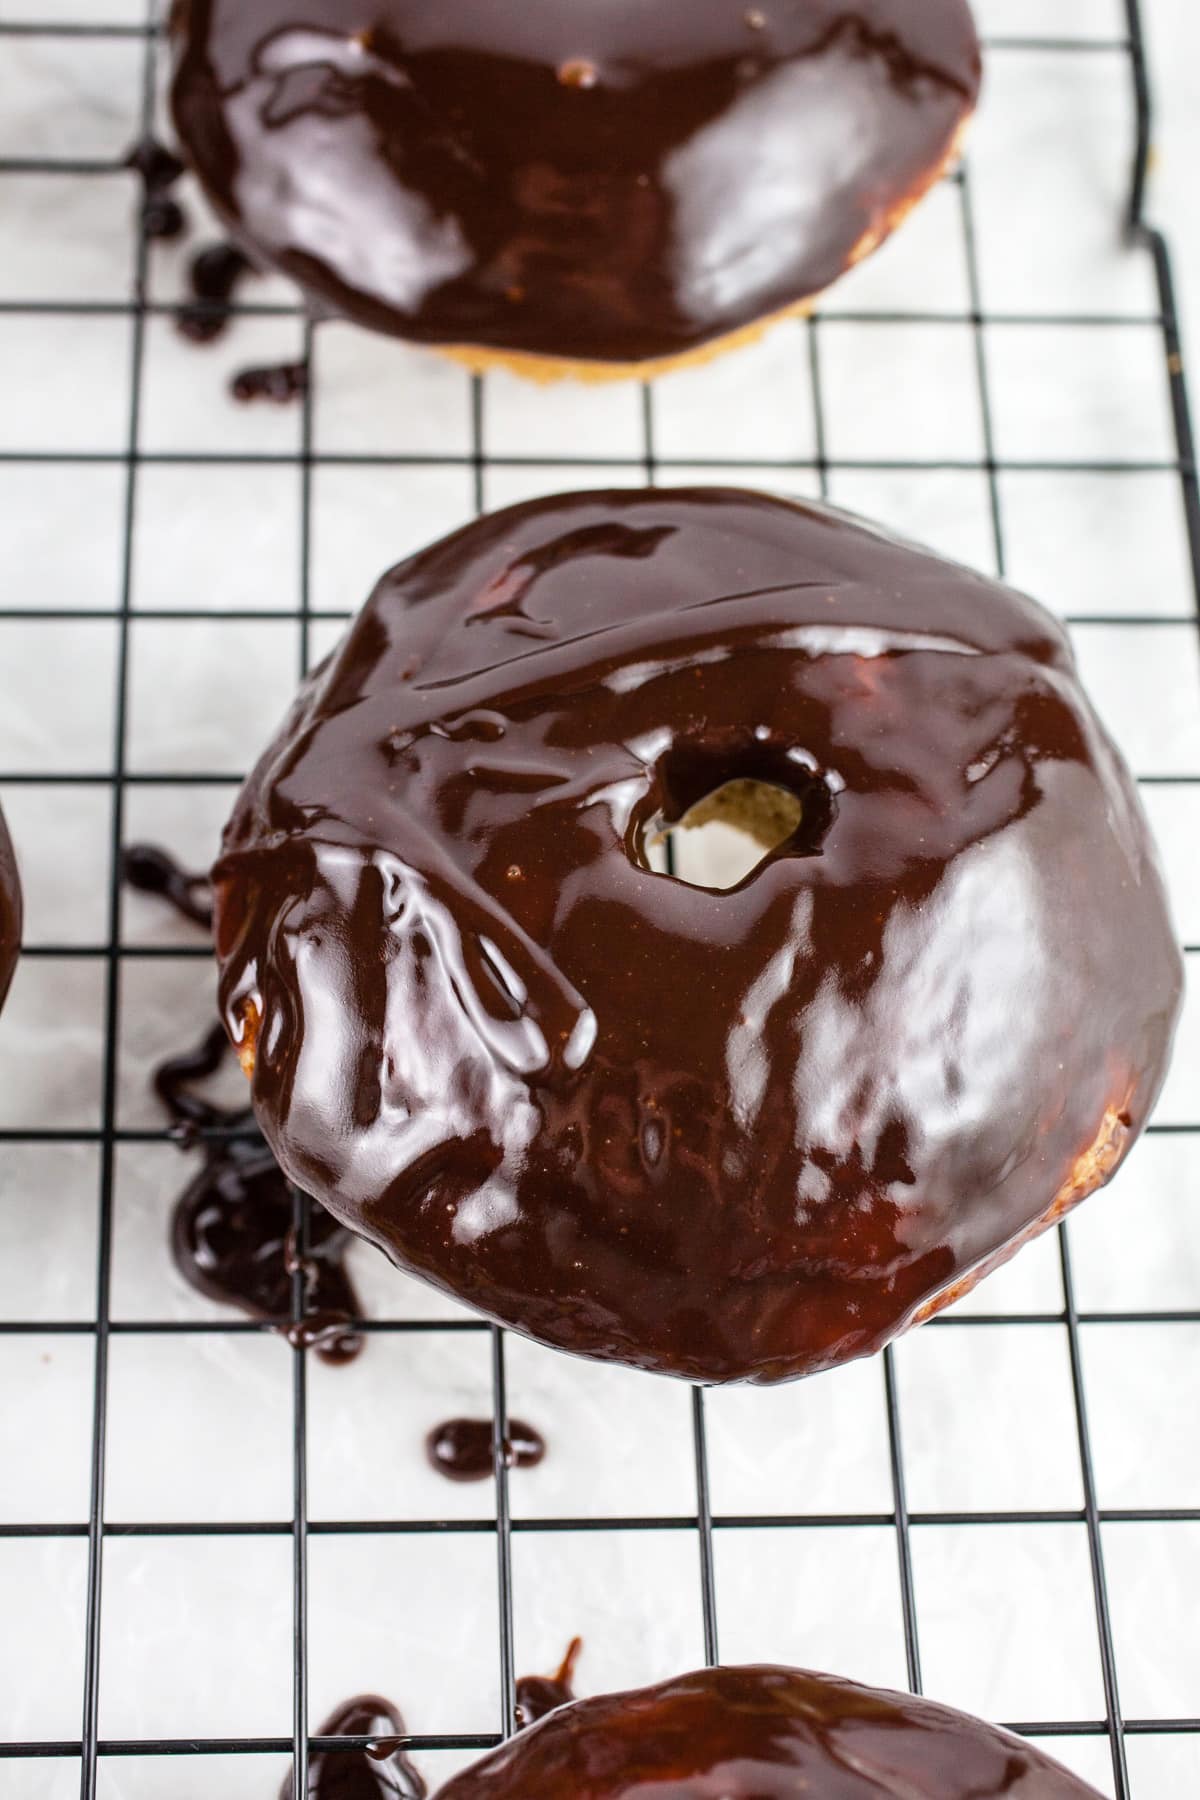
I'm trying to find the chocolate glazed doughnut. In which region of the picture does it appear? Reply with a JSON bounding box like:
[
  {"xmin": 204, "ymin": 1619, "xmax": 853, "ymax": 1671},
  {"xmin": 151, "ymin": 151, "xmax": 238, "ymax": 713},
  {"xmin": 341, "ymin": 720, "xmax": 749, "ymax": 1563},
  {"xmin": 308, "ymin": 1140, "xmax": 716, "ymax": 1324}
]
[
  {"xmin": 435, "ymin": 1665, "xmax": 1103, "ymax": 1798},
  {"xmin": 0, "ymin": 805, "xmax": 22, "ymax": 1012},
  {"xmin": 170, "ymin": 1, "xmax": 981, "ymax": 375},
  {"xmin": 214, "ymin": 489, "xmax": 1181, "ymax": 1385}
]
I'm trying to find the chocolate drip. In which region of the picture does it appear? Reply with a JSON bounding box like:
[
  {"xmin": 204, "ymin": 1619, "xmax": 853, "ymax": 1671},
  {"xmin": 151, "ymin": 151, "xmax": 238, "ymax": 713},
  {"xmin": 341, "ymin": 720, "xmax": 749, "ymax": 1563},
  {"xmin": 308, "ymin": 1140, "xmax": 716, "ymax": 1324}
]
[
  {"xmin": 436, "ymin": 1665, "xmax": 1105, "ymax": 1798},
  {"xmin": 177, "ymin": 242, "xmax": 252, "ymax": 343},
  {"xmin": 211, "ymin": 488, "xmax": 1182, "ymax": 1385},
  {"xmin": 231, "ymin": 358, "xmax": 310, "ymax": 404},
  {"xmin": 156, "ymin": 1024, "xmax": 364, "ymax": 1363},
  {"xmin": 281, "ymin": 1696, "xmax": 427, "ymax": 1799},
  {"xmin": 125, "ymin": 135, "xmax": 187, "ymax": 240},
  {"xmin": 122, "ymin": 842, "xmax": 213, "ymax": 930},
  {"xmin": 425, "ymin": 1417, "xmax": 546, "ymax": 1483},
  {"xmin": 277, "ymin": 1307, "xmax": 363, "ymax": 1362},
  {"xmin": 515, "ymin": 1637, "xmax": 582, "ymax": 1729},
  {"xmin": 154, "ymin": 1020, "xmax": 229, "ymax": 1141},
  {"xmin": 171, "ymin": 0, "xmax": 982, "ymax": 367}
]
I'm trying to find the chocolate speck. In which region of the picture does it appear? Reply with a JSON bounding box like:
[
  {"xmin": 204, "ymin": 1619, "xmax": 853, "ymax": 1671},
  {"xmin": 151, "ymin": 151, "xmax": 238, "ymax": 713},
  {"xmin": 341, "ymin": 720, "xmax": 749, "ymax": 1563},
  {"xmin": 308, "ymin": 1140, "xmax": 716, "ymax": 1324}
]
[
  {"xmin": 177, "ymin": 242, "xmax": 252, "ymax": 343},
  {"xmin": 146, "ymin": 196, "xmax": 186, "ymax": 239},
  {"xmin": 231, "ymin": 359, "xmax": 310, "ymax": 404},
  {"xmin": 122, "ymin": 842, "xmax": 213, "ymax": 930},
  {"xmin": 125, "ymin": 135, "xmax": 187, "ymax": 240},
  {"xmin": 425, "ymin": 1417, "xmax": 546, "ymax": 1483}
]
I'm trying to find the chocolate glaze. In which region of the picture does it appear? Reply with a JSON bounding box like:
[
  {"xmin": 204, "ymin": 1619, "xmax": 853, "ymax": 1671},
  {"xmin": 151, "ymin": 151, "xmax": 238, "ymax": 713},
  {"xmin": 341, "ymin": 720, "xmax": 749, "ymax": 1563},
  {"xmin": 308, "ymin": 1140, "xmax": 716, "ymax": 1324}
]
[
  {"xmin": 125, "ymin": 135, "xmax": 188, "ymax": 240},
  {"xmin": 171, "ymin": 1, "xmax": 981, "ymax": 366},
  {"xmin": 436, "ymin": 1665, "xmax": 1103, "ymax": 1798},
  {"xmin": 122, "ymin": 842, "xmax": 214, "ymax": 930},
  {"xmin": 231, "ymin": 357, "xmax": 310, "ymax": 403},
  {"xmin": 214, "ymin": 488, "xmax": 1182, "ymax": 1384},
  {"xmin": 515, "ymin": 1638, "xmax": 583, "ymax": 1730},
  {"xmin": 177, "ymin": 241, "xmax": 253, "ymax": 342},
  {"xmin": 425, "ymin": 1416, "xmax": 546, "ymax": 1483},
  {"xmin": 0, "ymin": 803, "xmax": 21, "ymax": 1012},
  {"xmin": 156, "ymin": 1023, "xmax": 364, "ymax": 1363},
  {"xmin": 281, "ymin": 1695, "xmax": 426, "ymax": 1799}
]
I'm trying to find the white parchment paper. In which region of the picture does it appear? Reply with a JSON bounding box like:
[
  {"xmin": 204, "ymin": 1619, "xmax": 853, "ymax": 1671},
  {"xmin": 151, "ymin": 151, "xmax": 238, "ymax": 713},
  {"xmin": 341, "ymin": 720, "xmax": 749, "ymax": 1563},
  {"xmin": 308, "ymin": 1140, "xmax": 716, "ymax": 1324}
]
[{"xmin": 0, "ymin": 4, "xmax": 1198, "ymax": 1796}]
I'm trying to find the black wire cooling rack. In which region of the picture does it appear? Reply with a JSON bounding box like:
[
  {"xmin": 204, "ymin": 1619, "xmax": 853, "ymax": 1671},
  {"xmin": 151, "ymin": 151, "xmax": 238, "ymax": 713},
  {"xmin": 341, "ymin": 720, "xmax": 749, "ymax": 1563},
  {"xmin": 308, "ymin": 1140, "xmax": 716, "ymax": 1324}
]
[{"xmin": 0, "ymin": 1, "xmax": 1198, "ymax": 1797}]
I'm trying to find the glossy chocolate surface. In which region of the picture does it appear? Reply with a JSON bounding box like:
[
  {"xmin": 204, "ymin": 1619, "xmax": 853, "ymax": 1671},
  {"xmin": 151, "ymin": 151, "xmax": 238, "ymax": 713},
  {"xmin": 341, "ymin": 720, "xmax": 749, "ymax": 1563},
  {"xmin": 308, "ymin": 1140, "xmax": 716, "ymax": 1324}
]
[
  {"xmin": 425, "ymin": 1416, "xmax": 547, "ymax": 1483},
  {"xmin": 171, "ymin": 0, "xmax": 980, "ymax": 365},
  {"xmin": 281, "ymin": 1694, "xmax": 426, "ymax": 1798},
  {"xmin": 436, "ymin": 1665, "xmax": 1103, "ymax": 1798},
  {"xmin": 0, "ymin": 803, "xmax": 20, "ymax": 1011},
  {"xmin": 214, "ymin": 488, "xmax": 1182, "ymax": 1384}
]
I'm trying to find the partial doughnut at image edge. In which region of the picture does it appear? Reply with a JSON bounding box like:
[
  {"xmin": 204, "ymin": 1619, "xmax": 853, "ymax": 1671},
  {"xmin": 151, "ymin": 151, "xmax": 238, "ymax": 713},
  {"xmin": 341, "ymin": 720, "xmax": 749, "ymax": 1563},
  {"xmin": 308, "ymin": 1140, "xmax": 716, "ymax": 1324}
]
[
  {"xmin": 170, "ymin": 0, "xmax": 982, "ymax": 376},
  {"xmin": 0, "ymin": 804, "xmax": 21, "ymax": 1015},
  {"xmin": 434, "ymin": 1664, "xmax": 1106, "ymax": 1797},
  {"xmin": 211, "ymin": 486, "xmax": 1182, "ymax": 1384}
]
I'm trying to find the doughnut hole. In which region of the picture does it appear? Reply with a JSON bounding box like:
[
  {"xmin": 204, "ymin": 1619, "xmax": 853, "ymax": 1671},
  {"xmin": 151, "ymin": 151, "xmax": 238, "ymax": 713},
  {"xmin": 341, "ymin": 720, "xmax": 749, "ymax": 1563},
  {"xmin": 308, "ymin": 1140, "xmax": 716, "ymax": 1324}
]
[
  {"xmin": 647, "ymin": 779, "xmax": 803, "ymax": 888},
  {"xmin": 641, "ymin": 745, "xmax": 835, "ymax": 890}
]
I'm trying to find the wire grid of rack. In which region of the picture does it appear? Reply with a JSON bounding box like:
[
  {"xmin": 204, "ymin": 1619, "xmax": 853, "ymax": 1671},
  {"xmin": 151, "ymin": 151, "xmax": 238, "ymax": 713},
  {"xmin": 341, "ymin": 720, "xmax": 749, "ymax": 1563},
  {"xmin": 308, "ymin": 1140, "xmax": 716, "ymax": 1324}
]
[{"xmin": 0, "ymin": 0, "xmax": 1199, "ymax": 1796}]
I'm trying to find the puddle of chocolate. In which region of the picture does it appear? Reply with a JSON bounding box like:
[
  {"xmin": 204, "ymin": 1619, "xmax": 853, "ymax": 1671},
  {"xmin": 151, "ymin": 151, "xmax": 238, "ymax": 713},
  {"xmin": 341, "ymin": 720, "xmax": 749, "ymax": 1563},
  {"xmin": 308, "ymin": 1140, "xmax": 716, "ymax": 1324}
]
[
  {"xmin": 515, "ymin": 1637, "xmax": 583, "ymax": 1729},
  {"xmin": 125, "ymin": 134, "xmax": 187, "ymax": 240},
  {"xmin": 177, "ymin": 241, "xmax": 253, "ymax": 343},
  {"xmin": 425, "ymin": 1417, "xmax": 546, "ymax": 1484},
  {"xmin": 155, "ymin": 1022, "xmax": 364, "ymax": 1363},
  {"xmin": 282, "ymin": 1695, "xmax": 427, "ymax": 1799},
  {"xmin": 126, "ymin": 843, "xmax": 364, "ymax": 1360},
  {"xmin": 231, "ymin": 358, "xmax": 310, "ymax": 404},
  {"xmin": 122, "ymin": 842, "xmax": 213, "ymax": 930}
]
